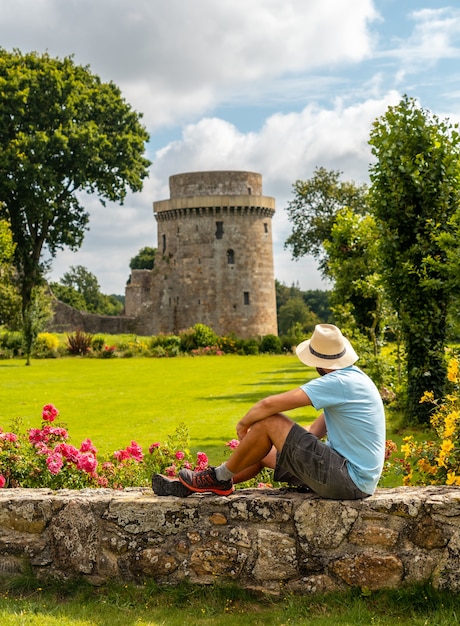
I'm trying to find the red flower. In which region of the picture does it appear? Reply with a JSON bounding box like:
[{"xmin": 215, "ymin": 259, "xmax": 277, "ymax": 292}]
[
  {"xmin": 0, "ymin": 475, "xmax": 6, "ymax": 488},
  {"xmin": 42, "ymin": 404, "xmax": 59, "ymax": 422}
]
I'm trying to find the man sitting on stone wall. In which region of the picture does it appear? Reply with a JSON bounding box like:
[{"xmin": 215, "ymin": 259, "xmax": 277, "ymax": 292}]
[{"xmin": 152, "ymin": 324, "xmax": 386, "ymax": 500}]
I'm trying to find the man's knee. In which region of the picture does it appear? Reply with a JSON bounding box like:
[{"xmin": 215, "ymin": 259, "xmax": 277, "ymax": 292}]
[{"xmin": 256, "ymin": 414, "xmax": 295, "ymax": 448}]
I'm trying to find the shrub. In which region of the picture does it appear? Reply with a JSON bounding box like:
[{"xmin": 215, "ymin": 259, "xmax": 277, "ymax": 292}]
[
  {"xmin": 0, "ymin": 330, "xmax": 24, "ymax": 357},
  {"xmin": 259, "ymin": 334, "xmax": 282, "ymax": 354},
  {"xmin": 66, "ymin": 330, "xmax": 93, "ymax": 355},
  {"xmin": 180, "ymin": 323, "xmax": 218, "ymax": 352},
  {"xmin": 32, "ymin": 332, "xmax": 59, "ymax": 359},
  {"xmin": 91, "ymin": 335, "xmax": 105, "ymax": 352},
  {"xmin": 149, "ymin": 334, "xmax": 182, "ymax": 357},
  {"xmin": 238, "ymin": 338, "xmax": 259, "ymax": 355}
]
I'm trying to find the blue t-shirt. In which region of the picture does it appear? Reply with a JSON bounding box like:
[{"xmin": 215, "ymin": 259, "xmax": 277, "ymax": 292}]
[{"xmin": 300, "ymin": 365, "xmax": 386, "ymax": 495}]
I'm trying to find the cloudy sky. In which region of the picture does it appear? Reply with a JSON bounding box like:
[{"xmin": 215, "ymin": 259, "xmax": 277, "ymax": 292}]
[{"xmin": 1, "ymin": 0, "xmax": 460, "ymax": 295}]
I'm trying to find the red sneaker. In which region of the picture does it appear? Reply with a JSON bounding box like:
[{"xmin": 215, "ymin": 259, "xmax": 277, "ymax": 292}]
[{"xmin": 178, "ymin": 467, "xmax": 234, "ymax": 496}]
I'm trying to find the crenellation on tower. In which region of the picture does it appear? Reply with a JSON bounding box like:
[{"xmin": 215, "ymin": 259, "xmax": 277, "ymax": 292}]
[{"xmin": 125, "ymin": 171, "xmax": 278, "ymax": 338}]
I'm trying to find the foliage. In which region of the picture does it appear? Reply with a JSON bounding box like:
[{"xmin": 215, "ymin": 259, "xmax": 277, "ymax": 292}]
[
  {"xmin": 129, "ymin": 246, "xmax": 156, "ymax": 270},
  {"xmin": 22, "ymin": 286, "xmax": 54, "ymax": 365},
  {"xmin": 369, "ymin": 96, "xmax": 460, "ymax": 424},
  {"xmin": 390, "ymin": 351, "xmax": 460, "ymax": 486},
  {"xmin": 180, "ymin": 323, "xmax": 219, "ymax": 351},
  {"xmin": 51, "ymin": 265, "xmax": 123, "ymax": 315},
  {"xmin": 277, "ymin": 297, "xmax": 319, "ymax": 336},
  {"xmin": 0, "ymin": 329, "xmax": 24, "ymax": 358},
  {"xmin": 0, "ymin": 49, "xmax": 150, "ymax": 354},
  {"xmin": 284, "ymin": 166, "xmax": 368, "ymax": 276},
  {"xmin": 32, "ymin": 332, "xmax": 60, "ymax": 359},
  {"xmin": 66, "ymin": 330, "xmax": 93, "ymax": 355},
  {"xmin": 259, "ymin": 334, "xmax": 283, "ymax": 354},
  {"xmin": 0, "ymin": 219, "xmax": 21, "ymax": 330},
  {"xmin": 324, "ymin": 207, "xmax": 386, "ymax": 348}
]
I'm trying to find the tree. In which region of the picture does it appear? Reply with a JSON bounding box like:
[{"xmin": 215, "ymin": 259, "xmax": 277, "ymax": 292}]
[
  {"xmin": 129, "ymin": 246, "xmax": 156, "ymax": 270},
  {"xmin": 51, "ymin": 265, "xmax": 123, "ymax": 315},
  {"xmin": 277, "ymin": 297, "xmax": 319, "ymax": 336},
  {"xmin": 285, "ymin": 167, "xmax": 368, "ymax": 276},
  {"xmin": 0, "ymin": 49, "xmax": 151, "ymax": 360},
  {"xmin": 369, "ymin": 96, "xmax": 460, "ymax": 424},
  {"xmin": 323, "ymin": 207, "xmax": 384, "ymax": 348}
]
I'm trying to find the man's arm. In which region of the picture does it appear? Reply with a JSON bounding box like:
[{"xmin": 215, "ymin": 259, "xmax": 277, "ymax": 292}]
[
  {"xmin": 236, "ymin": 387, "xmax": 312, "ymax": 440},
  {"xmin": 308, "ymin": 412, "xmax": 327, "ymax": 438}
]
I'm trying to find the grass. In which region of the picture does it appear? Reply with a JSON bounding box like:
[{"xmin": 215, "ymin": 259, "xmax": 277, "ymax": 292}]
[
  {"xmin": 0, "ymin": 354, "xmax": 319, "ymax": 460},
  {"xmin": 0, "ymin": 577, "xmax": 459, "ymax": 625}
]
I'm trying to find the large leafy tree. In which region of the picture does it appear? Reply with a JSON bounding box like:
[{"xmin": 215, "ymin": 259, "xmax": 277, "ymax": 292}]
[
  {"xmin": 284, "ymin": 167, "xmax": 368, "ymax": 276},
  {"xmin": 0, "ymin": 49, "xmax": 151, "ymax": 358},
  {"xmin": 369, "ymin": 96, "xmax": 460, "ymax": 424}
]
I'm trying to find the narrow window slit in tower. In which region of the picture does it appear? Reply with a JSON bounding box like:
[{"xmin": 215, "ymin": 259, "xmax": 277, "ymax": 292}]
[{"xmin": 215, "ymin": 221, "xmax": 224, "ymax": 239}]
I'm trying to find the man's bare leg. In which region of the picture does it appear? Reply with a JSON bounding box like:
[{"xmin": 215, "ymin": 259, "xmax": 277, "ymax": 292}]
[
  {"xmin": 224, "ymin": 414, "xmax": 294, "ymax": 475},
  {"xmin": 231, "ymin": 447, "xmax": 277, "ymax": 484}
]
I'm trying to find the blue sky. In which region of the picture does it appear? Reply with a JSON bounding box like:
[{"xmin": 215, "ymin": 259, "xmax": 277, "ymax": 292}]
[{"xmin": 1, "ymin": 0, "xmax": 459, "ymax": 294}]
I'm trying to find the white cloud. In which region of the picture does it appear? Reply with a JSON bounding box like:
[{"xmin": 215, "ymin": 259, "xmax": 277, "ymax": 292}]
[{"xmin": 0, "ymin": 0, "xmax": 378, "ymax": 128}]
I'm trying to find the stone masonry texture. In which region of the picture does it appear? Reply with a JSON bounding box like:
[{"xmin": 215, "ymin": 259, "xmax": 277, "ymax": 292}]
[{"xmin": 1, "ymin": 486, "xmax": 460, "ymax": 595}]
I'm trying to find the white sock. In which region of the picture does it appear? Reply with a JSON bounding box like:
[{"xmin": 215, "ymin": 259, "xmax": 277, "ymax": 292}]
[{"xmin": 215, "ymin": 463, "xmax": 234, "ymax": 482}]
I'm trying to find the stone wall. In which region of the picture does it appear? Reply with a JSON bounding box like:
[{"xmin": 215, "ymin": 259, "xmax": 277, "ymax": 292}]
[
  {"xmin": 48, "ymin": 299, "xmax": 140, "ymax": 335},
  {"xmin": 1, "ymin": 486, "xmax": 460, "ymax": 594}
]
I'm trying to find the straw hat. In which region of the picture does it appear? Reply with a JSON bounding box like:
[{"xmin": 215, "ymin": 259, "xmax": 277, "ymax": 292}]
[{"xmin": 296, "ymin": 324, "xmax": 358, "ymax": 369}]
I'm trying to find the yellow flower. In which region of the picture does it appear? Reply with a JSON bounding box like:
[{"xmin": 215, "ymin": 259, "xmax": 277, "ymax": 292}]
[
  {"xmin": 446, "ymin": 471, "xmax": 459, "ymax": 485},
  {"xmin": 417, "ymin": 458, "xmax": 438, "ymax": 475},
  {"xmin": 419, "ymin": 390, "xmax": 435, "ymax": 404},
  {"xmin": 401, "ymin": 443, "xmax": 413, "ymax": 458},
  {"xmin": 447, "ymin": 358, "xmax": 459, "ymax": 384},
  {"xmin": 436, "ymin": 439, "xmax": 455, "ymax": 468}
]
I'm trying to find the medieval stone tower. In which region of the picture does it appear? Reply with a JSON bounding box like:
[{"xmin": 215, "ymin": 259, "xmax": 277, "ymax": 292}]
[{"xmin": 125, "ymin": 171, "xmax": 278, "ymax": 338}]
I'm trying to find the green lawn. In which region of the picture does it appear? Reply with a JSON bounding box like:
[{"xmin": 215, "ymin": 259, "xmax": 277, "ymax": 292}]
[{"xmin": 0, "ymin": 354, "xmax": 319, "ymax": 460}]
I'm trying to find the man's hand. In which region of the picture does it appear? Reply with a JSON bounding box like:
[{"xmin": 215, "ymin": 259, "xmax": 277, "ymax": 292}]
[{"xmin": 236, "ymin": 419, "xmax": 249, "ymax": 441}]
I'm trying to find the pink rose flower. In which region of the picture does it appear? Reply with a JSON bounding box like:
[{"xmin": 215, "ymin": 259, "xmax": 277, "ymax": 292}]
[
  {"xmin": 0, "ymin": 475, "xmax": 6, "ymax": 488},
  {"xmin": 80, "ymin": 438, "xmax": 97, "ymax": 454},
  {"xmin": 55, "ymin": 443, "xmax": 80, "ymax": 463},
  {"xmin": 42, "ymin": 404, "xmax": 59, "ymax": 422},
  {"xmin": 195, "ymin": 451, "xmax": 209, "ymax": 470},
  {"xmin": 46, "ymin": 453, "xmax": 63, "ymax": 474},
  {"xmin": 175, "ymin": 450, "xmax": 185, "ymax": 460},
  {"xmin": 126, "ymin": 441, "xmax": 143, "ymax": 462},
  {"xmin": 76, "ymin": 453, "xmax": 97, "ymax": 474},
  {"xmin": 0, "ymin": 432, "xmax": 18, "ymax": 442},
  {"xmin": 165, "ymin": 464, "xmax": 177, "ymax": 476},
  {"xmin": 114, "ymin": 449, "xmax": 130, "ymax": 461},
  {"xmin": 149, "ymin": 442, "xmax": 161, "ymax": 453},
  {"xmin": 226, "ymin": 439, "xmax": 240, "ymax": 449}
]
